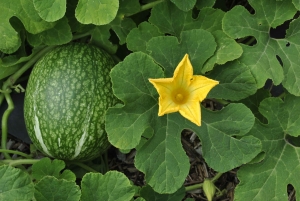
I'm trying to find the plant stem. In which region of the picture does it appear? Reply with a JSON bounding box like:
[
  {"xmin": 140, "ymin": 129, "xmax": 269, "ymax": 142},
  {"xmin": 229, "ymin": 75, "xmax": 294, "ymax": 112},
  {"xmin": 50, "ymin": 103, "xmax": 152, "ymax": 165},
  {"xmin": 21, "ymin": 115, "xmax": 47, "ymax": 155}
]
[
  {"xmin": 1, "ymin": 92, "xmax": 14, "ymax": 159},
  {"xmin": 126, "ymin": 0, "xmax": 165, "ymax": 17},
  {"xmin": 72, "ymin": 32, "xmax": 92, "ymax": 41},
  {"xmin": 69, "ymin": 161, "xmax": 98, "ymax": 173},
  {"xmin": 1, "ymin": 46, "xmax": 56, "ymax": 92},
  {"xmin": 0, "ymin": 149, "xmax": 32, "ymax": 159},
  {"xmin": 0, "ymin": 159, "xmax": 40, "ymax": 166},
  {"xmin": 185, "ymin": 172, "xmax": 223, "ymax": 192}
]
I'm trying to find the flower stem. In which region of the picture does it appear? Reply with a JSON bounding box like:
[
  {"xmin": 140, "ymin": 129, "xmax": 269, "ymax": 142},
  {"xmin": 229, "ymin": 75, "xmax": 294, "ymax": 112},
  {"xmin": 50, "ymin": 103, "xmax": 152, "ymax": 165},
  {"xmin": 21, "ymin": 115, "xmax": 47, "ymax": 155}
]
[
  {"xmin": 0, "ymin": 149, "xmax": 32, "ymax": 159},
  {"xmin": 185, "ymin": 172, "xmax": 223, "ymax": 192}
]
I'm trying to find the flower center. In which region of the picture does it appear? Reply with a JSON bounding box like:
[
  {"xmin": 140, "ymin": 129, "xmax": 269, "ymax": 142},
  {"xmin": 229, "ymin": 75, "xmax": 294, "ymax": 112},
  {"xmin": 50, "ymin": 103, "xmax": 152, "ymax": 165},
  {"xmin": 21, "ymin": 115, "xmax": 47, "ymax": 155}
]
[
  {"xmin": 175, "ymin": 94, "xmax": 184, "ymax": 102},
  {"xmin": 172, "ymin": 88, "xmax": 189, "ymax": 104}
]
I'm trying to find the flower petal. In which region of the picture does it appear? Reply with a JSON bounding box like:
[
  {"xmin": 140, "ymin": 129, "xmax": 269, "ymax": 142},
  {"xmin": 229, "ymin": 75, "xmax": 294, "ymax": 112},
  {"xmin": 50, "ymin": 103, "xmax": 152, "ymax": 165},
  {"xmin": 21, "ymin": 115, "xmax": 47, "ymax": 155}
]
[
  {"xmin": 179, "ymin": 101, "xmax": 201, "ymax": 126},
  {"xmin": 173, "ymin": 54, "xmax": 193, "ymax": 87},
  {"xmin": 158, "ymin": 96, "xmax": 179, "ymax": 116},
  {"xmin": 189, "ymin": 75, "xmax": 219, "ymax": 101}
]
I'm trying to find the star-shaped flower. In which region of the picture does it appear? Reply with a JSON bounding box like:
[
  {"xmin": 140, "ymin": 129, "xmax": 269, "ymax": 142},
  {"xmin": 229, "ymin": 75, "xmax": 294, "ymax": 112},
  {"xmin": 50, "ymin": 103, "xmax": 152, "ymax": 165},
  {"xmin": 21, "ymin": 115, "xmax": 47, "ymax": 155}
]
[{"xmin": 149, "ymin": 54, "xmax": 219, "ymax": 126}]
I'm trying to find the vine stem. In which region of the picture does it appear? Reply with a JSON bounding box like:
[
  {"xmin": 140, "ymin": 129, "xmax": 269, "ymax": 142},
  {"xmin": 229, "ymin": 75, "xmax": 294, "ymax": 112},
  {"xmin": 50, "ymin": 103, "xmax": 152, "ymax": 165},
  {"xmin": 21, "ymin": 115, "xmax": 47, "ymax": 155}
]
[
  {"xmin": 0, "ymin": 149, "xmax": 32, "ymax": 159},
  {"xmin": 185, "ymin": 172, "xmax": 223, "ymax": 192},
  {"xmin": 126, "ymin": 0, "xmax": 165, "ymax": 17},
  {"xmin": 0, "ymin": 159, "xmax": 40, "ymax": 167}
]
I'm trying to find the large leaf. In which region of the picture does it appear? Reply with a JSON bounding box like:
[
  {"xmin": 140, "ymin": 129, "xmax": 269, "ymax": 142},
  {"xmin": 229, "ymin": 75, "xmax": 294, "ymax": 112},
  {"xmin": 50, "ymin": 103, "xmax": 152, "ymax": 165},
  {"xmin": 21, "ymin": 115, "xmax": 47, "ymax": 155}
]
[
  {"xmin": 0, "ymin": 165, "xmax": 34, "ymax": 201},
  {"xmin": 106, "ymin": 52, "xmax": 261, "ymax": 193},
  {"xmin": 223, "ymin": 0, "xmax": 300, "ymax": 95},
  {"xmin": 0, "ymin": 0, "xmax": 55, "ymax": 53},
  {"xmin": 235, "ymin": 93, "xmax": 300, "ymax": 200}
]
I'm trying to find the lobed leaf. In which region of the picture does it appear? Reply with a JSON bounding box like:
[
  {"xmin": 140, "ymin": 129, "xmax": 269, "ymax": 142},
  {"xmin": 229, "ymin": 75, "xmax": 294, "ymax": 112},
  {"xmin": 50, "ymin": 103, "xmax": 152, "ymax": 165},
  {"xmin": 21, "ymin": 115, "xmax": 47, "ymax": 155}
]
[
  {"xmin": 0, "ymin": 165, "xmax": 34, "ymax": 201},
  {"xmin": 0, "ymin": 0, "xmax": 55, "ymax": 53},
  {"xmin": 208, "ymin": 60, "xmax": 257, "ymax": 101},
  {"xmin": 147, "ymin": 29, "xmax": 217, "ymax": 76},
  {"xmin": 81, "ymin": 171, "xmax": 135, "ymax": 201},
  {"xmin": 126, "ymin": 22, "xmax": 163, "ymax": 53},
  {"xmin": 223, "ymin": 0, "xmax": 300, "ymax": 95},
  {"xmin": 235, "ymin": 94, "xmax": 300, "ymax": 200},
  {"xmin": 32, "ymin": 157, "xmax": 76, "ymax": 182}
]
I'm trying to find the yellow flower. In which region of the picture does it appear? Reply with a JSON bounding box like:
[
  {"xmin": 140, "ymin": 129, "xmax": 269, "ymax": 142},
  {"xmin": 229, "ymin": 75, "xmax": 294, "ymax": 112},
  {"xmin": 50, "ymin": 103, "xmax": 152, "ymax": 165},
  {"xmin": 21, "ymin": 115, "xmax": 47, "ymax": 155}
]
[{"xmin": 149, "ymin": 54, "xmax": 219, "ymax": 126}]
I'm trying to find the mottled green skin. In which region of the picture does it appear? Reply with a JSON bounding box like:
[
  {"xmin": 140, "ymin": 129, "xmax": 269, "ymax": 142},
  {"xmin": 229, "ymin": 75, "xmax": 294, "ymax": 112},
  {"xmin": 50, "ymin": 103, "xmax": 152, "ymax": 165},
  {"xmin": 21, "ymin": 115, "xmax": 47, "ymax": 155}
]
[{"xmin": 24, "ymin": 43, "xmax": 118, "ymax": 161}]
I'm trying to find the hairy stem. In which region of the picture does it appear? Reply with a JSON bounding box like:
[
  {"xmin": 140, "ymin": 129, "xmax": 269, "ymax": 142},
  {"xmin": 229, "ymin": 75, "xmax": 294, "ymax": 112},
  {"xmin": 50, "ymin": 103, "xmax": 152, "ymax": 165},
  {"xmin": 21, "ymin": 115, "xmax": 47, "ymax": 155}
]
[{"xmin": 126, "ymin": 0, "xmax": 165, "ymax": 17}]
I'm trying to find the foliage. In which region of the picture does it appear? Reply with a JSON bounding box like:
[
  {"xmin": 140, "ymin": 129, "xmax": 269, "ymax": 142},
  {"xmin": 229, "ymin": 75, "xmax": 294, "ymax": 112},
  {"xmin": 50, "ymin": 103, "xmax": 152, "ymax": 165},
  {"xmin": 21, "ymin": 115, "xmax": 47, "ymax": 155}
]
[{"xmin": 0, "ymin": 0, "xmax": 300, "ymax": 200}]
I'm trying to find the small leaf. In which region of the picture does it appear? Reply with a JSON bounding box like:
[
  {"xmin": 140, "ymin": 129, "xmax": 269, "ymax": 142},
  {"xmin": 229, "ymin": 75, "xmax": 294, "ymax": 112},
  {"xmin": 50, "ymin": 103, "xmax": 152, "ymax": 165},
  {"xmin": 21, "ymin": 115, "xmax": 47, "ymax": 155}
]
[
  {"xmin": 170, "ymin": 0, "xmax": 196, "ymax": 11},
  {"xmin": 118, "ymin": 0, "xmax": 140, "ymax": 15},
  {"xmin": 81, "ymin": 171, "xmax": 135, "ymax": 201},
  {"xmin": 0, "ymin": 165, "xmax": 34, "ymax": 201},
  {"xmin": 140, "ymin": 185, "xmax": 185, "ymax": 201},
  {"xmin": 223, "ymin": 0, "xmax": 300, "ymax": 95},
  {"xmin": 75, "ymin": 0, "xmax": 119, "ymax": 25},
  {"xmin": 33, "ymin": 0, "xmax": 66, "ymax": 22},
  {"xmin": 34, "ymin": 176, "xmax": 81, "ymax": 201},
  {"xmin": 196, "ymin": 0, "xmax": 216, "ymax": 9},
  {"xmin": 208, "ymin": 60, "xmax": 257, "ymax": 101},
  {"xmin": 90, "ymin": 25, "xmax": 118, "ymax": 54},
  {"xmin": 32, "ymin": 157, "xmax": 76, "ymax": 181}
]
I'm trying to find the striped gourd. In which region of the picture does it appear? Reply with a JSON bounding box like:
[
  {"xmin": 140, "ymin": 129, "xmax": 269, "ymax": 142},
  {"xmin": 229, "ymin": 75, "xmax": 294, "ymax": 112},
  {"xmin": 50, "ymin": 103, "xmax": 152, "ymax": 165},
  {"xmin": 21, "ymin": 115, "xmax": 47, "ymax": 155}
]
[{"xmin": 24, "ymin": 43, "xmax": 118, "ymax": 161}]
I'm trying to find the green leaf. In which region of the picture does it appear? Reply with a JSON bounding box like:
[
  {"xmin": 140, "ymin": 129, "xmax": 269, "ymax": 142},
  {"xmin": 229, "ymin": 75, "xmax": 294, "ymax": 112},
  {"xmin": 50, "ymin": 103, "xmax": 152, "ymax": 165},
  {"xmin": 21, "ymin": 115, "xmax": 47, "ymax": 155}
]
[
  {"xmin": 32, "ymin": 158, "xmax": 76, "ymax": 182},
  {"xmin": 207, "ymin": 60, "xmax": 257, "ymax": 101},
  {"xmin": 0, "ymin": 0, "xmax": 55, "ymax": 53},
  {"xmin": 186, "ymin": 104, "xmax": 261, "ymax": 172},
  {"xmin": 170, "ymin": 0, "xmax": 196, "ymax": 11},
  {"xmin": 34, "ymin": 176, "xmax": 81, "ymax": 201},
  {"xmin": 111, "ymin": 17, "xmax": 136, "ymax": 45},
  {"xmin": 33, "ymin": 0, "xmax": 66, "ymax": 22},
  {"xmin": 126, "ymin": 22, "xmax": 163, "ymax": 53},
  {"xmin": 106, "ymin": 52, "xmax": 162, "ymax": 149},
  {"xmin": 140, "ymin": 185, "xmax": 186, "ymax": 201},
  {"xmin": 75, "ymin": 0, "xmax": 119, "ymax": 25},
  {"xmin": 27, "ymin": 17, "xmax": 72, "ymax": 46},
  {"xmin": 240, "ymin": 88, "xmax": 271, "ymax": 123},
  {"xmin": 118, "ymin": 0, "xmax": 140, "ymax": 16},
  {"xmin": 147, "ymin": 29, "xmax": 217, "ymax": 76},
  {"xmin": 202, "ymin": 30, "xmax": 243, "ymax": 73},
  {"xmin": 223, "ymin": 0, "xmax": 300, "ymax": 95},
  {"xmin": 0, "ymin": 165, "xmax": 34, "ymax": 201},
  {"xmin": 235, "ymin": 93, "xmax": 300, "ymax": 200},
  {"xmin": 90, "ymin": 25, "xmax": 118, "ymax": 54},
  {"xmin": 107, "ymin": 52, "xmax": 261, "ymax": 193},
  {"xmin": 196, "ymin": 0, "xmax": 216, "ymax": 9},
  {"xmin": 81, "ymin": 171, "xmax": 135, "ymax": 201},
  {"xmin": 293, "ymin": 0, "xmax": 300, "ymax": 9},
  {"xmin": 149, "ymin": 1, "xmax": 224, "ymax": 37}
]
